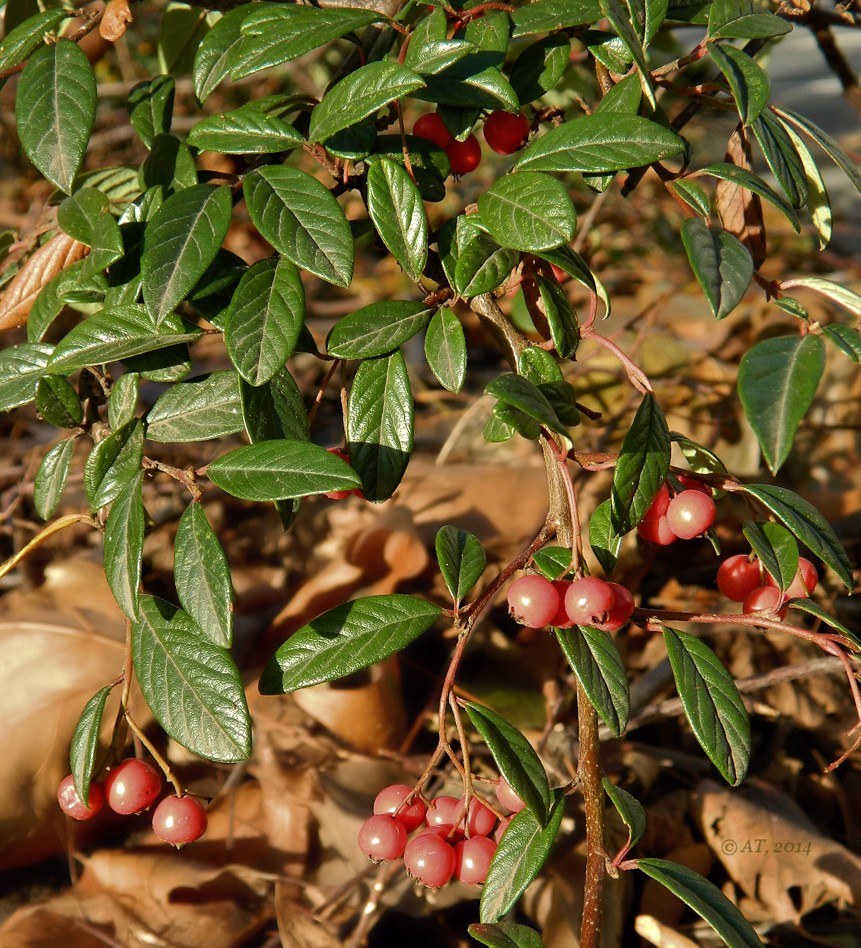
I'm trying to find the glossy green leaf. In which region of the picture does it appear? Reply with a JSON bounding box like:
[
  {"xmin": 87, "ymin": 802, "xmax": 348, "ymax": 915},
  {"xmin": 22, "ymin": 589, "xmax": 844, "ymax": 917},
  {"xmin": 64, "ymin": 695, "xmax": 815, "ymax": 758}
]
[
  {"xmin": 480, "ymin": 794, "xmax": 565, "ymax": 923},
  {"xmin": 603, "ymin": 777, "xmax": 646, "ymax": 854},
  {"xmin": 742, "ymin": 520, "xmax": 797, "ymax": 594},
  {"xmin": 479, "ymin": 173, "xmax": 576, "ymax": 253},
  {"xmin": 128, "ymin": 75, "xmax": 175, "ymax": 149},
  {"xmin": 589, "ymin": 498, "xmax": 623, "ymax": 577},
  {"xmin": 0, "ymin": 9, "xmax": 71, "ymax": 75},
  {"xmin": 518, "ymin": 347, "xmax": 564, "ymax": 385},
  {"xmin": 405, "ymin": 36, "xmax": 476, "ymax": 76},
  {"xmin": 188, "ymin": 109, "xmax": 304, "ymax": 154},
  {"xmin": 670, "ymin": 178, "xmax": 712, "ymax": 216},
  {"xmin": 532, "ymin": 546, "xmax": 573, "ymax": 581},
  {"xmin": 35, "ymin": 375, "xmax": 82, "ymax": 428},
  {"xmin": 158, "ymin": 4, "xmax": 208, "ymax": 76},
  {"xmin": 532, "ymin": 275, "xmax": 579, "ymax": 359},
  {"xmin": 709, "ymin": 43, "xmax": 770, "ymax": 126},
  {"xmin": 636, "ymin": 859, "xmax": 763, "ymax": 946},
  {"xmin": 146, "ymin": 371, "xmax": 243, "ymax": 442},
  {"xmin": 175, "ymin": 502, "xmax": 233, "ymax": 648},
  {"xmin": 225, "ymin": 256, "xmax": 305, "ymax": 386},
  {"xmin": 415, "ymin": 62, "xmax": 518, "ymax": 112},
  {"xmin": 327, "ymin": 301, "xmax": 433, "ymax": 360},
  {"xmin": 139, "ymin": 133, "xmax": 198, "ymax": 194},
  {"xmin": 208, "ymin": 439, "xmax": 361, "ymax": 501},
  {"xmin": 610, "ymin": 394, "xmax": 671, "ymax": 534},
  {"xmin": 369, "ymin": 135, "xmax": 450, "ymax": 203},
  {"xmin": 681, "ymin": 218, "xmax": 753, "ymax": 319},
  {"xmin": 25, "ymin": 259, "xmax": 88, "ymax": 342},
  {"xmin": 534, "ymin": 245, "xmax": 598, "ymax": 296},
  {"xmin": 132, "ymin": 596, "xmax": 252, "ymax": 762},
  {"xmin": 823, "ymin": 324, "xmax": 861, "ymax": 362},
  {"xmin": 787, "ymin": 598, "xmax": 861, "ymax": 648},
  {"xmin": 16, "ymin": 40, "xmax": 96, "ymax": 192},
  {"xmin": 485, "ymin": 373, "xmax": 568, "ymax": 438},
  {"xmin": 663, "ymin": 627, "xmax": 750, "ymax": 785},
  {"xmin": 367, "ymin": 158, "xmax": 428, "ymax": 282},
  {"xmin": 709, "ymin": 8, "xmax": 790, "ymax": 38},
  {"xmin": 259, "ymin": 594, "xmax": 441, "ymax": 693},
  {"xmin": 781, "ymin": 123, "xmax": 831, "ymax": 249},
  {"xmin": 108, "ymin": 373, "xmax": 140, "ymax": 431},
  {"xmin": 70, "ymin": 686, "xmax": 111, "ymax": 805},
  {"xmin": 741, "ymin": 484, "xmax": 852, "ymax": 590},
  {"xmin": 192, "ymin": 5, "xmax": 258, "ymax": 103},
  {"xmin": 750, "ymin": 110, "xmax": 807, "ymax": 208},
  {"xmin": 465, "ymin": 701, "xmax": 551, "ymax": 824},
  {"xmin": 772, "ymin": 107, "xmax": 861, "ymax": 199},
  {"xmin": 424, "ymin": 308, "xmax": 467, "ymax": 393},
  {"xmin": 512, "ymin": 0, "xmax": 602, "ymax": 35},
  {"xmin": 84, "ymin": 419, "xmax": 144, "ymax": 512},
  {"xmin": 244, "ymin": 167, "xmax": 354, "ymax": 287},
  {"xmin": 141, "ymin": 184, "xmax": 233, "ymax": 325},
  {"xmin": 517, "ymin": 113, "xmax": 685, "ymax": 174},
  {"xmin": 556, "ymin": 626, "xmax": 630, "ymax": 736},
  {"xmin": 599, "ymin": 0, "xmax": 656, "ymax": 107},
  {"xmin": 104, "ymin": 470, "xmax": 145, "ymax": 619},
  {"xmin": 347, "ymin": 351, "xmax": 414, "ymax": 502},
  {"xmin": 0, "ymin": 343, "xmax": 53, "ymax": 411},
  {"xmin": 453, "ymin": 224, "xmax": 519, "ymax": 298},
  {"xmin": 509, "ymin": 35, "xmax": 570, "ymax": 104},
  {"xmin": 33, "ymin": 436, "xmax": 76, "ymax": 520},
  {"xmin": 671, "ymin": 432, "xmax": 728, "ymax": 475},
  {"xmin": 780, "ymin": 277, "xmax": 861, "ymax": 317},
  {"xmin": 696, "ymin": 162, "xmax": 800, "ymax": 231},
  {"xmin": 468, "ymin": 922, "xmax": 544, "ymax": 948},
  {"xmin": 435, "ymin": 525, "xmax": 486, "ymax": 603},
  {"xmin": 738, "ymin": 334, "xmax": 824, "ymax": 474},
  {"xmin": 240, "ymin": 366, "xmax": 309, "ymax": 443}
]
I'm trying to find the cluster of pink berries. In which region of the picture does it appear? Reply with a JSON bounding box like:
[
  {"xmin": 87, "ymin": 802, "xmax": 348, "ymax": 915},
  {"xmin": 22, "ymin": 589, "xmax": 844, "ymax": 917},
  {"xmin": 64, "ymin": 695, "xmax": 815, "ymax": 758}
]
[
  {"xmin": 507, "ymin": 572, "xmax": 635, "ymax": 632},
  {"xmin": 413, "ymin": 110, "xmax": 531, "ymax": 175},
  {"xmin": 358, "ymin": 779, "xmax": 524, "ymax": 888},
  {"xmin": 637, "ymin": 477, "xmax": 716, "ymax": 545},
  {"xmin": 718, "ymin": 553, "xmax": 818, "ymax": 618},
  {"xmin": 57, "ymin": 758, "xmax": 207, "ymax": 846}
]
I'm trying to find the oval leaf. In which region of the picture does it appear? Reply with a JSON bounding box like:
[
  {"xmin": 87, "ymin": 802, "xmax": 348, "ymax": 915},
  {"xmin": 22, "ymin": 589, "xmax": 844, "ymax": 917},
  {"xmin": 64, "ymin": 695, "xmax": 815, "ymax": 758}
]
[
  {"xmin": 468, "ymin": 923, "xmax": 545, "ymax": 948},
  {"xmin": 435, "ymin": 525, "xmax": 486, "ymax": 603},
  {"xmin": 479, "ymin": 172, "xmax": 577, "ymax": 252},
  {"xmin": 424, "ymin": 308, "xmax": 467, "ymax": 393},
  {"xmin": 104, "ymin": 470, "xmax": 145, "ymax": 619},
  {"xmin": 84, "ymin": 419, "xmax": 144, "ymax": 512},
  {"xmin": 146, "ymin": 370, "xmax": 244, "ymax": 442},
  {"xmin": 603, "ymin": 777, "xmax": 646, "ymax": 855},
  {"xmin": 556, "ymin": 626, "xmax": 630, "ymax": 736},
  {"xmin": 741, "ymin": 520, "xmax": 798, "ymax": 594},
  {"xmin": 34, "ymin": 436, "xmax": 76, "ymax": 520},
  {"xmin": 709, "ymin": 43, "xmax": 770, "ymax": 126},
  {"xmin": 681, "ymin": 218, "xmax": 753, "ymax": 319},
  {"xmin": 327, "ymin": 300, "xmax": 433, "ymax": 360},
  {"xmin": 188, "ymin": 109, "xmax": 304, "ymax": 154},
  {"xmin": 70, "ymin": 686, "xmax": 112, "ymax": 804},
  {"xmin": 367, "ymin": 158, "xmax": 428, "ymax": 281}
]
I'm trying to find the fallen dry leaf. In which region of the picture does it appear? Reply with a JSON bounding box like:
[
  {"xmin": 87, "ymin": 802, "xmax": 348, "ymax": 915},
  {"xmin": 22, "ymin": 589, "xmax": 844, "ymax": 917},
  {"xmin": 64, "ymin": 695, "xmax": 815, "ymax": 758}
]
[{"xmin": 99, "ymin": 0, "xmax": 133, "ymax": 41}]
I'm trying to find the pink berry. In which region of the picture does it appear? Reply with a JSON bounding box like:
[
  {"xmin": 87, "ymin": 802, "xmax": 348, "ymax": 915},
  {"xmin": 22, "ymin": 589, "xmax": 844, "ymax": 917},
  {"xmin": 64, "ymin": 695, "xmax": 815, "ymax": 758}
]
[
  {"xmin": 373, "ymin": 784, "xmax": 426, "ymax": 832},
  {"xmin": 404, "ymin": 832, "xmax": 456, "ymax": 887},
  {"xmin": 564, "ymin": 576, "xmax": 615, "ymax": 627},
  {"xmin": 643, "ymin": 483, "xmax": 671, "ymax": 521},
  {"xmin": 358, "ymin": 813, "xmax": 408, "ymax": 862},
  {"xmin": 454, "ymin": 835, "xmax": 497, "ymax": 884},
  {"xmin": 637, "ymin": 515, "xmax": 677, "ymax": 546},
  {"xmin": 446, "ymin": 135, "xmax": 481, "ymax": 175},
  {"xmin": 57, "ymin": 774, "xmax": 104, "ymax": 821},
  {"xmin": 766, "ymin": 557, "xmax": 818, "ymax": 599},
  {"xmin": 483, "ymin": 110, "xmax": 530, "ymax": 154},
  {"xmin": 676, "ymin": 474, "xmax": 712, "ymax": 496},
  {"xmin": 593, "ymin": 583, "xmax": 634, "ymax": 632},
  {"xmin": 104, "ymin": 759, "xmax": 162, "ymax": 815},
  {"xmin": 495, "ymin": 777, "xmax": 525, "ymax": 814},
  {"xmin": 743, "ymin": 585, "xmax": 787, "ymax": 619},
  {"xmin": 717, "ymin": 555, "xmax": 762, "ymax": 602},
  {"xmin": 426, "ymin": 795, "xmax": 463, "ymax": 830},
  {"xmin": 665, "ymin": 490, "xmax": 716, "ymax": 540},
  {"xmin": 549, "ymin": 580, "xmax": 575, "ymax": 628},
  {"xmin": 494, "ymin": 817, "xmax": 511, "ymax": 843},
  {"xmin": 467, "ymin": 797, "xmax": 497, "ymax": 837},
  {"xmin": 151, "ymin": 795, "xmax": 207, "ymax": 846},
  {"xmin": 507, "ymin": 574, "xmax": 560, "ymax": 628}
]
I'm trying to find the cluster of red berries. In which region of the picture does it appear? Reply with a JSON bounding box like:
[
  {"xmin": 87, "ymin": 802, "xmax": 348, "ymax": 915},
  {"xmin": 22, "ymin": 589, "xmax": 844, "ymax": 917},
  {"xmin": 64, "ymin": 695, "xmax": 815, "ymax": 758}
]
[
  {"xmin": 357, "ymin": 779, "xmax": 523, "ymax": 888},
  {"xmin": 507, "ymin": 572, "xmax": 635, "ymax": 632},
  {"xmin": 637, "ymin": 477, "xmax": 716, "ymax": 545},
  {"xmin": 57, "ymin": 758, "xmax": 207, "ymax": 846},
  {"xmin": 718, "ymin": 553, "xmax": 818, "ymax": 618},
  {"xmin": 412, "ymin": 110, "xmax": 530, "ymax": 176}
]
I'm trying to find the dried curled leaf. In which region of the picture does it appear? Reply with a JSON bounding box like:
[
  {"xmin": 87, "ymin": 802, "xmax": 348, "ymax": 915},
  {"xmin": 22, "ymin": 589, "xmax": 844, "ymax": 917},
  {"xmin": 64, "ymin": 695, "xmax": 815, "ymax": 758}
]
[
  {"xmin": 100, "ymin": 0, "xmax": 134, "ymax": 41},
  {"xmin": 715, "ymin": 126, "xmax": 766, "ymax": 269}
]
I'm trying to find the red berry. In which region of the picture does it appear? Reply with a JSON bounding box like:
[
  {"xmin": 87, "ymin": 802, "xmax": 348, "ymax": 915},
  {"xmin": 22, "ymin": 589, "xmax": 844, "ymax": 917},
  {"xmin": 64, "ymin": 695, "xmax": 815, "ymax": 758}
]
[
  {"xmin": 413, "ymin": 112, "xmax": 453, "ymax": 148},
  {"xmin": 152, "ymin": 795, "xmax": 207, "ymax": 846},
  {"xmin": 643, "ymin": 483, "xmax": 671, "ymax": 521},
  {"xmin": 494, "ymin": 817, "xmax": 511, "ymax": 843},
  {"xmin": 57, "ymin": 774, "xmax": 104, "ymax": 821},
  {"xmin": 507, "ymin": 574, "xmax": 560, "ymax": 628},
  {"xmin": 676, "ymin": 474, "xmax": 712, "ymax": 496},
  {"xmin": 404, "ymin": 832, "xmax": 457, "ymax": 887},
  {"xmin": 483, "ymin": 110, "xmax": 530, "ymax": 154},
  {"xmin": 717, "ymin": 555, "xmax": 762, "ymax": 602},
  {"xmin": 454, "ymin": 835, "xmax": 497, "ymax": 884},
  {"xmin": 467, "ymin": 797, "xmax": 497, "ymax": 837},
  {"xmin": 593, "ymin": 583, "xmax": 634, "ymax": 632},
  {"xmin": 495, "ymin": 777, "xmax": 525, "ymax": 814},
  {"xmin": 665, "ymin": 490, "xmax": 716, "ymax": 540},
  {"xmin": 446, "ymin": 135, "xmax": 481, "ymax": 175},
  {"xmin": 637, "ymin": 515, "xmax": 677, "ymax": 546},
  {"xmin": 564, "ymin": 576, "xmax": 614, "ymax": 627},
  {"xmin": 373, "ymin": 784, "xmax": 426, "ymax": 832},
  {"xmin": 550, "ymin": 264, "xmax": 567, "ymax": 284},
  {"xmin": 426, "ymin": 795, "xmax": 463, "ymax": 830},
  {"xmin": 104, "ymin": 759, "xmax": 162, "ymax": 815},
  {"xmin": 549, "ymin": 580, "xmax": 575, "ymax": 628},
  {"xmin": 358, "ymin": 813, "xmax": 408, "ymax": 862},
  {"xmin": 766, "ymin": 557, "xmax": 818, "ymax": 599},
  {"xmin": 743, "ymin": 585, "xmax": 787, "ymax": 619},
  {"xmin": 324, "ymin": 446, "xmax": 353, "ymax": 500}
]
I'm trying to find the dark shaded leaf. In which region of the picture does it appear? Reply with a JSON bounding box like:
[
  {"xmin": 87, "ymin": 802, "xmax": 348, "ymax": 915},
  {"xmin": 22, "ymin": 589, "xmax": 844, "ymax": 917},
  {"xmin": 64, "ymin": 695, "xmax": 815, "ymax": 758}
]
[
  {"xmin": 589, "ymin": 498, "xmax": 623, "ymax": 576},
  {"xmin": 83, "ymin": 419, "xmax": 144, "ymax": 511},
  {"xmin": 35, "ymin": 375, "xmax": 82, "ymax": 428},
  {"xmin": 709, "ymin": 43, "xmax": 769, "ymax": 125},
  {"xmin": 128, "ymin": 75, "xmax": 175, "ymax": 149},
  {"xmin": 697, "ymin": 162, "xmax": 800, "ymax": 231},
  {"xmin": 104, "ymin": 470, "xmax": 145, "ymax": 619},
  {"xmin": 742, "ymin": 520, "xmax": 797, "ymax": 594},
  {"xmin": 681, "ymin": 218, "xmax": 753, "ymax": 319},
  {"xmin": 70, "ymin": 686, "xmax": 111, "ymax": 805},
  {"xmin": 436, "ymin": 525, "xmax": 486, "ymax": 602},
  {"xmin": 512, "ymin": 0, "xmax": 602, "ymax": 35},
  {"xmin": 603, "ymin": 777, "xmax": 646, "ymax": 854},
  {"xmin": 556, "ymin": 626, "xmax": 630, "ymax": 736},
  {"xmin": 468, "ymin": 922, "xmax": 544, "ymax": 948}
]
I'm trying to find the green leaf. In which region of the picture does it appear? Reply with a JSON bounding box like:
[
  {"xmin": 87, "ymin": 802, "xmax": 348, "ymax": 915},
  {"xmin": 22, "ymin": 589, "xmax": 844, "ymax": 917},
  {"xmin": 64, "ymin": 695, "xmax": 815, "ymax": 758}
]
[
  {"xmin": 516, "ymin": 114, "xmax": 685, "ymax": 174},
  {"xmin": 708, "ymin": 43, "xmax": 770, "ymax": 126},
  {"xmin": 369, "ymin": 135, "xmax": 450, "ymax": 202},
  {"xmin": 480, "ymin": 794, "xmax": 565, "ymax": 923},
  {"xmin": 207, "ymin": 439, "xmax": 361, "ymax": 501},
  {"xmin": 108, "ymin": 372, "xmax": 140, "ymax": 431},
  {"xmin": 750, "ymin": 110, "xmax": 807, "ymax": 209},
  {"xmin": 415, "ymin": 62, "xmax": 518, "ymax": 112},
  {"xmin": 104, "ymin": 470, "xmax": 145, "ymax": 619},
  {"xmin": 742, "ymin": 521, "xmax": 798, "ymax": 594},
  {"xmin": 509, "ymin": 35, "xmax": 570, "ymax": 104},
  {"xmin": 610, "ymin": 394, "xmax": 671, "ymax": 534},
  {"xmin": 35, "ymin": 375, "xmax": 83, "ymax": 428},
  {"xmin": 16, "ymin": 40, "xmax": 96, "ymax": 193},
  {"xmin": 243, "ymin": 167, "xmax": 354, "ymax": 287},
  {"xmin": 48, "ymin": 306, "xmax": 201, "ymax": 373},
  {"xmin": 175, "ymin": 502, "xmax": 233, "ymax": 648},
  {"xmin": 823, "ymin": 324, "xmax": 861, "ymax": 362},
  {"xmin": 0, "ymin": 9, "xmax": 71, "ymax": 75},
  {"xmin": 556, "ymin": 626, "xmax": 630, "ymax": 736},
  {"xmin": 366, "ymin": 158, "xmax": 428, "ymax": 282},
  {"xmin": 188, "ymin": 109, "xmax": 304, "ymax": 154},
  {"xmin": 435, "ymin": 526, "xmax": 486, "ymax": 603},
  {"xmin": 681, "ymin": 219, "xmax": 753, "ymax": 319},
  {"xmin": 741, "ymin": 484, "xmax": 852, "ymax": 590},
  {"xmin": 140, "ymin": 133, "xmax": 198, "ymax": 194},
  {"xmin": 532, "ymin": 546, "xmax": 573, "ymax": 581},
  {"xmin": 425, "ymin": 308, "xmax": 467, "ymax": 393},
  {"xmin": 128, "ymin": 76, "xmax": 175, "ymax": 149},
  {"xmin": 229, "ymin": 5, "xmax": 383, "ymax": 81},
  {"xmin": 636, "ymin": 859, "xmax": 763, "ymax": 946},
  {"xmin": 518, "ymin": 347, "xmax": 564, "ymax": 385},
  {"xmin": 193, "ymin": 5, "xmax": 262, "ymax": 103},
  {"xmin": 468, "ymin": 922, "xmax": 545, "ymax": 948},
  {"xmin": 485, "ymin": 373, "xmax": 568, "ymax": 438},
  {"xmin": 779, "ymin": 277, "xmax": 861, "ymax": 317},
  {"xmin": 58, "ymin": 188, "xmax": 124, "ymax": 276},
  {"xmin": 84, "ymin": 419, "xmax": 143, "ymax": 512},
  {"xmin": 225, "ymin": 257, "xmax": 305, "ymax": 386},
  {"xmin": 141, "ymin": 184, "xmax": 233, "ymax": 325},
  {"xmin": 132, "ymin": 596, "xmax": 252, "ymax": 763},
  {"xmin": 0, "ymin": 342, "xmax": 53, "ymax": 411},
  {"xmin": 589, "ymin": 498, "xmax": 623, "ymax": 577},
  {"xmin": 603, "ymin": 777, "xmax": 646, "ymax": 854},
  {"xmin": 70, "ymin": 686, "xmax": 111, "ymax": 805},
  {"xmin": 708, "ymin": 0, "xmax": 790, "ymax": 39},
  {"xmin": 327, "ymin": 301, "xmax": 433, "ymax": 360},
  {"xmin": 309, "ymin": 61, "xmax": 424, "ymax": 144},
  {"xmin": 240, "ymin": 366, "xmax": 309, "ymax": 443},
  {"xmin": 670, "ymin": 178, "xmax": 712, "ymax": 216},
  {"xmin": 452, "ymin": 223, "xmax": 519, "ymax": 298},
  {"xmin": 512, "ymin": 0, "xmax": 602, "ymax": 35},
  {"xmin": 531, "ymin": 275, "xmax": 579, "ymax": 359},
  {"xmin": 464, "ymin": 701, "xmax": 551, "ymax": 824},
  {"xmin": 146, "ymin": 371, "xmax": 244, "ymax": 442},
  {"xmin": 259, "ymin": 594, "xmax": 441, "ymax": 693},
  {"xmin": 696, "ymin": 162, "xmax": 800, "ymax": 231},
  {"xmin": 347, "ymin": 352, "xmax": 414, "ymax": 502},
  {"xmin": 772, "ymin": 107, "xmax": 861, "ymax": 199},
  {"xmin": 158, "ymin": 4, "xmax": 209, "ymax": 76},
  {"xmin": 781, "ymin": 123, "xmax": 831, "ymax": 250},
  {"xmin": 737, "ymin": 334, "xmax": 824, "ymax": 474},
  {"xmin": 786, "ymin": 598, "xmax": 861, "ymax": 649},
  {"xmin": 663, "ymin": 627, "xmax": 750, "ymax": 785},
  {"xmin": 34, "ymin": 437, "xmax": 76, "ymax": 520},
  {"xmin": 478, "ymin": 173, "xmax": 576, "ymax": 253},
  {"xmin": 599, "ymin": 0, "xmax": 656, "ymax": 108}
]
